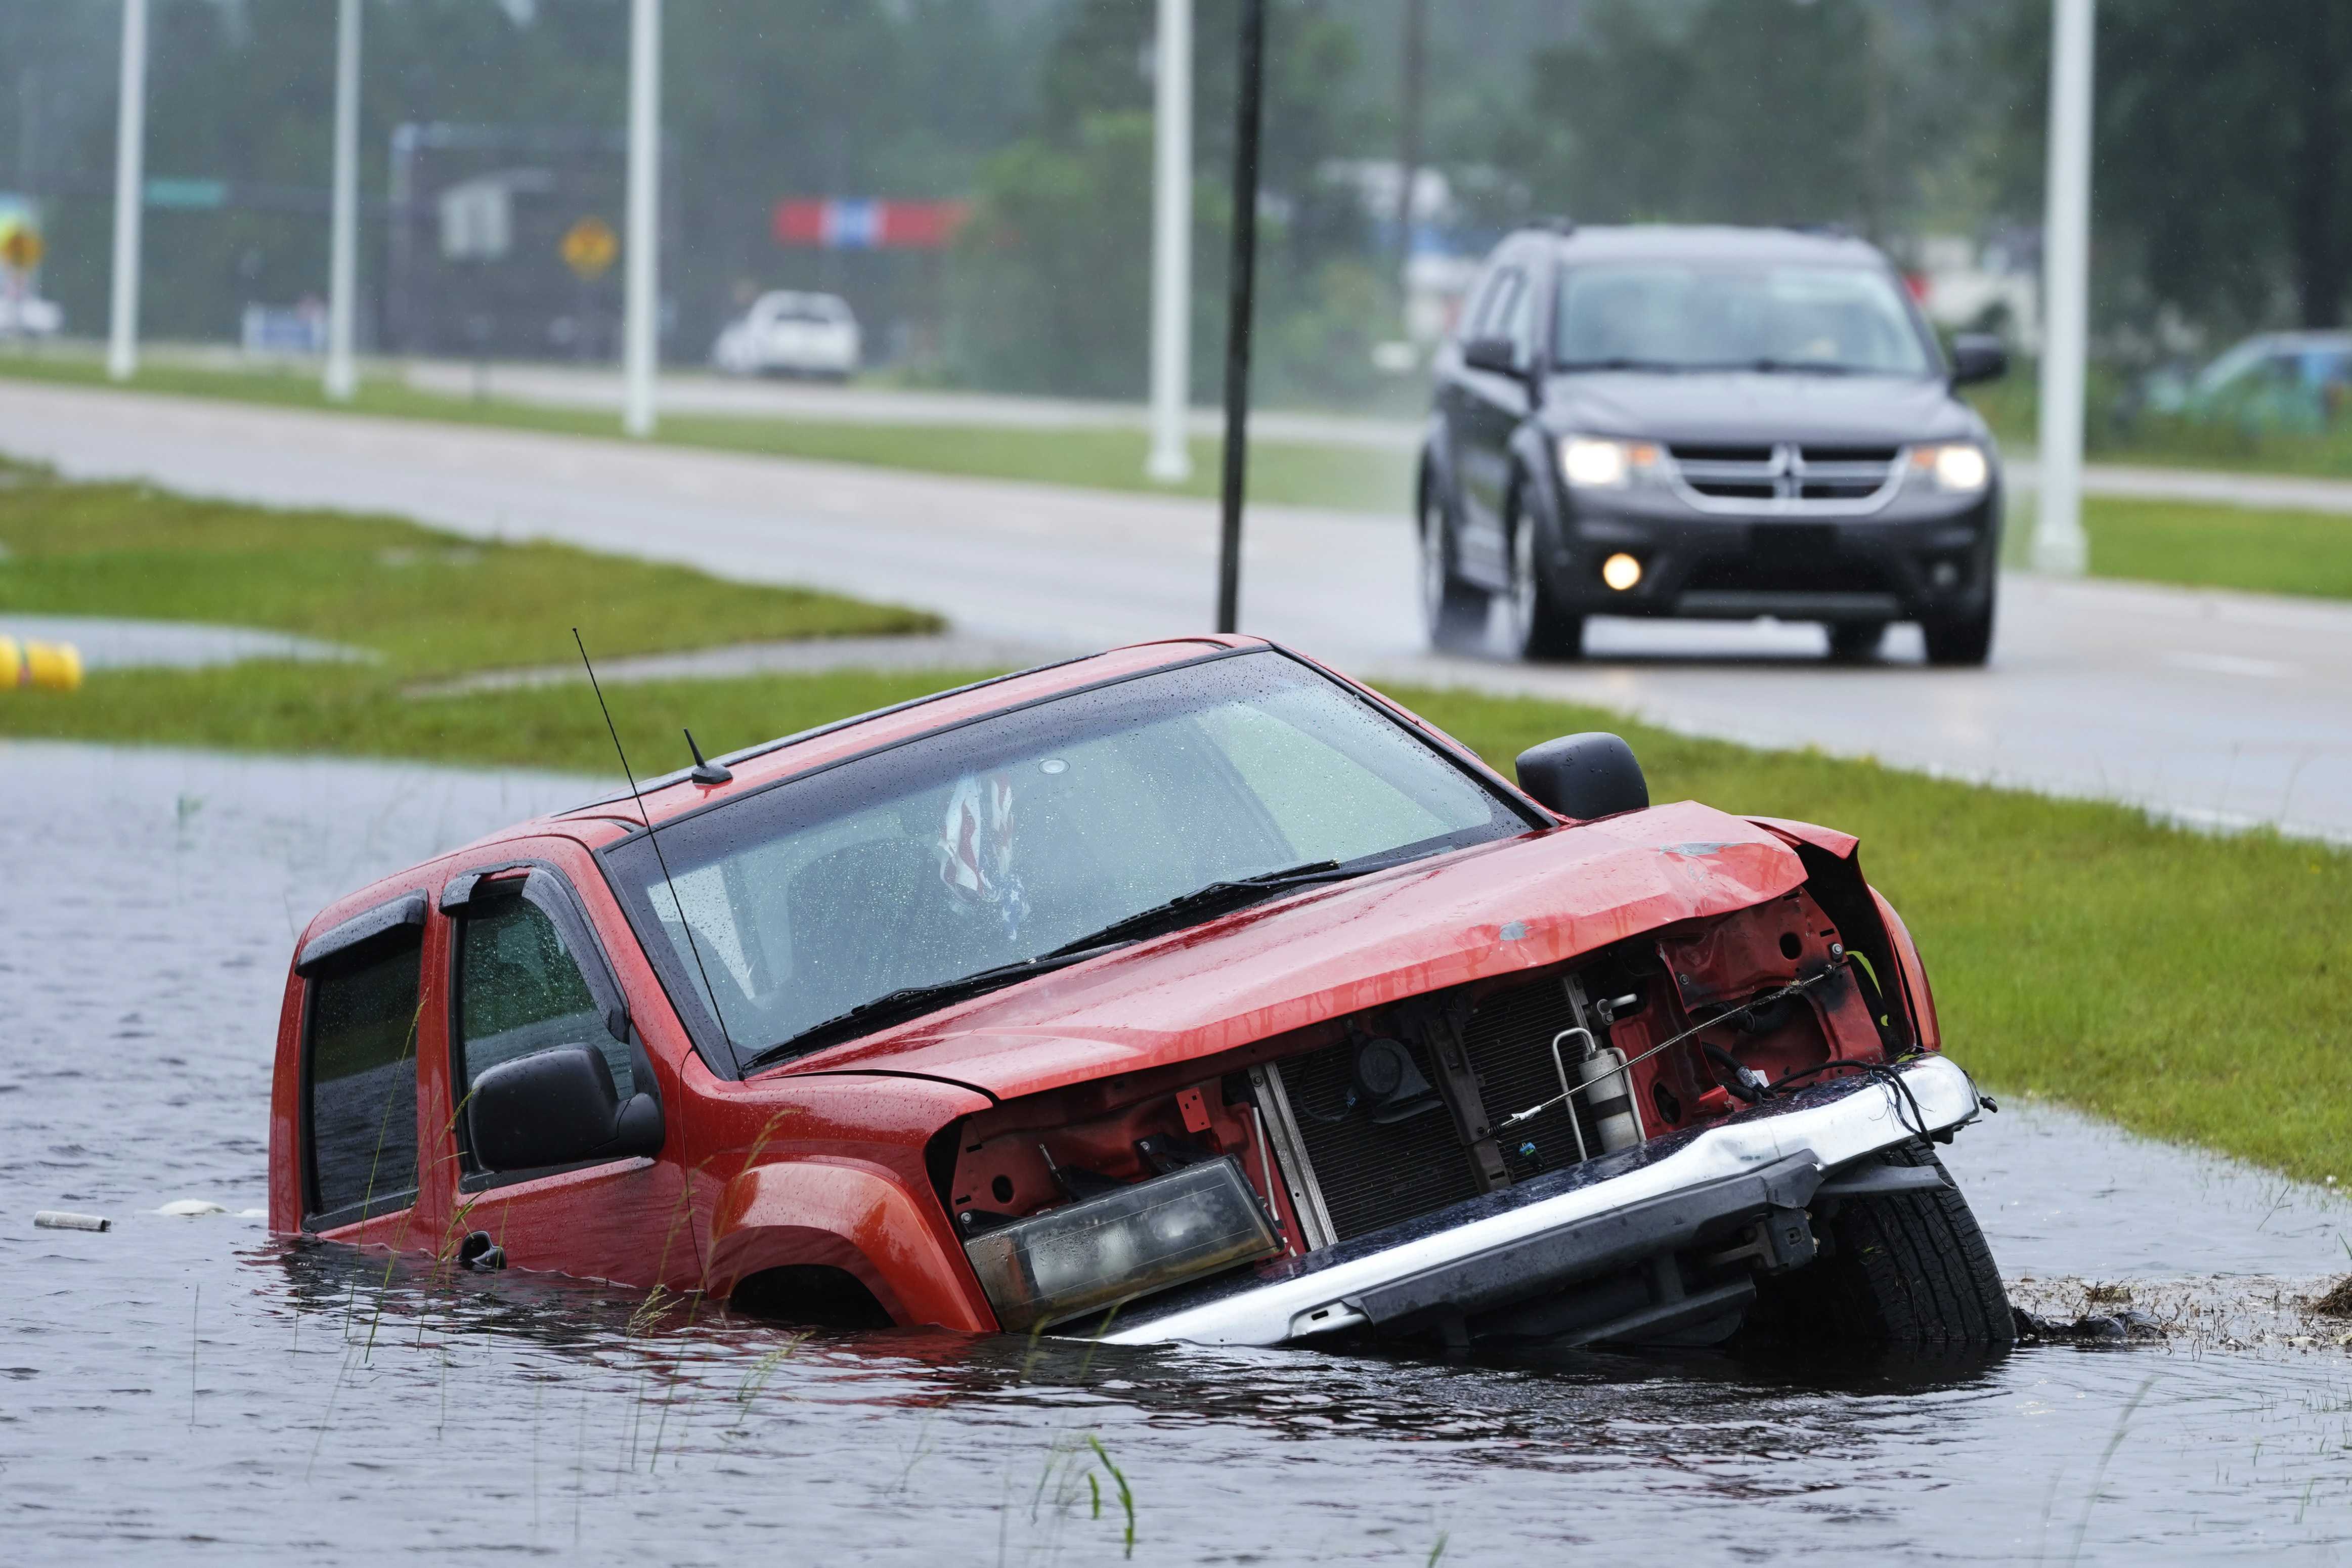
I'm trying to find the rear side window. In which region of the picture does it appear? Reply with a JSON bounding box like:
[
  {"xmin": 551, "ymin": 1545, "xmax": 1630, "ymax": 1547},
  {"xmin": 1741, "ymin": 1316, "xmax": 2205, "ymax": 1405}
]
[
  {"xmin": 453, "ymin": 879, "xmax": 631, "ymax": 1168},
  {"xmin": 305, "ymin": 936, "xmax": 424, "ymax": 1227}
]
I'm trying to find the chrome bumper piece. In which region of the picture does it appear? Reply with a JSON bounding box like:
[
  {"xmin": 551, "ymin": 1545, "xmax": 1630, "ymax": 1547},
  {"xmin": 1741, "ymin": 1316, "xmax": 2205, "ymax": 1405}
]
[{"xmin": 1101, "ymin": 1055, "xmax": 1981, "ymax": 1348}]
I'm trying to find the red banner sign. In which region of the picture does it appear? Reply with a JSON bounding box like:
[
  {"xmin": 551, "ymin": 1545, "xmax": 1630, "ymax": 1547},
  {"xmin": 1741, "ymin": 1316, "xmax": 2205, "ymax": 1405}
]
[{"xmin": 772, "ymin": 199, "xmax": 971, "ymax": 251}]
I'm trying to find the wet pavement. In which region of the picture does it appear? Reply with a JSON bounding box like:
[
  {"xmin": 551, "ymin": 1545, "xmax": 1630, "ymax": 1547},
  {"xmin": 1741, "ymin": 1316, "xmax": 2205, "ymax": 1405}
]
[{"xmin": 5, "ymin": 738, "xmax": 2350, "ymax": 1564}]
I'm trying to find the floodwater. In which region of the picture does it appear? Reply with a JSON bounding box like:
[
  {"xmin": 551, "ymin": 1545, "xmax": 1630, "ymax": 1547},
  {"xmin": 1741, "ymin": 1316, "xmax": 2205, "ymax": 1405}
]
[{"xmin": 6, "ymin": 738, "xmax": 2350, "ymax": 1565}]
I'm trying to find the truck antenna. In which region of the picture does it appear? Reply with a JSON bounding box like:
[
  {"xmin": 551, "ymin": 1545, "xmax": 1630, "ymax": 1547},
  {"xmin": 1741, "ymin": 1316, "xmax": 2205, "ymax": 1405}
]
[{"xmin": 573, "ymin": 629, "xmax": 741, "ymax": 1073}]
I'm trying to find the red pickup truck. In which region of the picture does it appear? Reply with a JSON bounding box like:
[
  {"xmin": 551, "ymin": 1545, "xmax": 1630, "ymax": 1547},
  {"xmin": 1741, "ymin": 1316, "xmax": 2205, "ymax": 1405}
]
[{"xmin": 270, "ymin": 637, "xmax": 2008, "ymax": 1351}]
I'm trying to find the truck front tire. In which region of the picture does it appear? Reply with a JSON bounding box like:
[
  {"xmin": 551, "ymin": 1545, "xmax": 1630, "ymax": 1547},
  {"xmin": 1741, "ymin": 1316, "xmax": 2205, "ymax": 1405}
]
[{"xmin": 1757, "ymin": 1141, "xmax": 2015, "ymax": 1348}]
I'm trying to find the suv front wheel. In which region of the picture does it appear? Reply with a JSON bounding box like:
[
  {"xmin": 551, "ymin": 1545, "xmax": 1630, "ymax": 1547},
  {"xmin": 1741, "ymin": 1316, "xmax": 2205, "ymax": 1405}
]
[
  {"xmin": 1507, "ymin": 490, "xmax": 1585, "ymax": 661},
  {"xmin": 1419, "ymin": 480, "xmax": 1491, "ymax": 651},
  {"xmin": 1922, "ymin": 596, "xmax": 1995, "ymax": 667}
]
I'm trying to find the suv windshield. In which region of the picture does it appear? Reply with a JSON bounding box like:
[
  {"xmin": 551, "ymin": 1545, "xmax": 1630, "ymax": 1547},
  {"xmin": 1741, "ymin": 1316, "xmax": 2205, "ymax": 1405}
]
[
  {"xmin": 1554, "ymin": 261, "xmax": 1933, "ymax": 376},
  {"xmin": 602, "ymin": 651, "xmax": 1532, "ymax": 1069}
]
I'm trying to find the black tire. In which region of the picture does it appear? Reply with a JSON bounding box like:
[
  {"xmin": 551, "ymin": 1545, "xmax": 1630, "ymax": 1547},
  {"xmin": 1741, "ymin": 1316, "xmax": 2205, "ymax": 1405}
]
[
  {"xmin": 1922, "ymin": 601, "xmax": 1995, "ymax": 666},
  {"xmin": 1506, "ymin": 488, "xmax": 1585, "ymax": 662},
  {"xmin": 1419, "ymin": 478, "xmax": 1491, "ymax": 651},
  {"xmin": 1784, "ymin": 1142, "xmax": 2015, "ymax": 1347},
  {"xmin": 1826, "ymin": 621, "xmax": 1887, "ymax": 662}
]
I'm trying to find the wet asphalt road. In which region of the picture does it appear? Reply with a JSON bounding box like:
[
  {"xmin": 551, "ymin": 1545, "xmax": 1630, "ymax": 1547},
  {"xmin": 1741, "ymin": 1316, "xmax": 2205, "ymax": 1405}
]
[
  {"xmin": 5, "ymin": 381, "xmax": 2349, "ymax": 844},
  {"xmin": 6, "ymin": 738, "xmax": 2352, "ymax": 1564}
]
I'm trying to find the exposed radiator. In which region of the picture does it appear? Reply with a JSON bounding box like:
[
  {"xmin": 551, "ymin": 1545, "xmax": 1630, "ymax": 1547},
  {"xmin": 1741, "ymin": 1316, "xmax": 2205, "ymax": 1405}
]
[
  {"xmin": 1459, "ymin": 975, "xmax": 1605, "ymax": 1182},
  {"xmin": 1274, "ymin": 1030, "xmax": 1476, "ymax": 1244},
  {"xmin": 1265, "ymin": 974, "xmax": 1604, "ymax": 1247}
]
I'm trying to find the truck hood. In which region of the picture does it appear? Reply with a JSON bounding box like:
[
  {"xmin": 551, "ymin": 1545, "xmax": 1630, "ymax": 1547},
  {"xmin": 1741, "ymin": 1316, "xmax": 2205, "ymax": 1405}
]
[
  {"xmin": 778, "ymin": 800, "xmax": 1806, "ymax": 1102},
  {"xmin": 1538, "ymin": 370, "xmax": 1983, "ymax": 449}
]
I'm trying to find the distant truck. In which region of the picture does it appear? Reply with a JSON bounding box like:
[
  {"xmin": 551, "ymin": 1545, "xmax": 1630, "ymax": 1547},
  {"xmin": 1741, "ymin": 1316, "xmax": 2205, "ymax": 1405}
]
[{"xmin": 711, "ymin": 290, "xmax": 861, "ymax": 381}]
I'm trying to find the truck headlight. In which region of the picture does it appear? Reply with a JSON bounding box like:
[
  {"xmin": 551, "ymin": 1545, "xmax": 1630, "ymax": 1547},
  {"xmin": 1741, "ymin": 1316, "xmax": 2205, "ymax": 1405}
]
[
  {"xmin": 963, "ymin": 1156, "xmax": 1282, "ymax": 1333},
  {"xmin": 1908, "ymin": 442, "xmax": 1990, "ymax": 493},
  {"xmin": 1559, "ymin": 435, "xmax": 1662, "ymax": 490}
]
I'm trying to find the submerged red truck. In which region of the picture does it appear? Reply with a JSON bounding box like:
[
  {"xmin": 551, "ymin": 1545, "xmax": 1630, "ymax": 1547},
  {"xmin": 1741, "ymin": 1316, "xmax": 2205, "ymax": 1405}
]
[{"xmin": 270, "ymin": 637, "xmax": 2009, "ymax": 1351}]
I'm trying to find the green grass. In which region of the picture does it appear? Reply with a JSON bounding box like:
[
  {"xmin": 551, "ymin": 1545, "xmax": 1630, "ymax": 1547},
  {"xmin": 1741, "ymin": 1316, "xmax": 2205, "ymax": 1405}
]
[
  {"xmin": 2, "ymin": 464, "xmax": 2345, "ymax": 1182},
  {"xmin": 0, "ymin": 349, "xmax": 1417, "ymax": 516},
  {"xmin": 2082, "ymin": 495, "xmax": 2352, "ymax": 600},
  {"xmin": 0, "ymin": 463, "xmax": 935, "ymax": 679}
]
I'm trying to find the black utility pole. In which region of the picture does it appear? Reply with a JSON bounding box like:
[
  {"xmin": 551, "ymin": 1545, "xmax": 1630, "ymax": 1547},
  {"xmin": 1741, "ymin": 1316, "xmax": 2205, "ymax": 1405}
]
[{"xmin": 1215, "ymin": 0, "xmax": 1267, "ymax": 635}]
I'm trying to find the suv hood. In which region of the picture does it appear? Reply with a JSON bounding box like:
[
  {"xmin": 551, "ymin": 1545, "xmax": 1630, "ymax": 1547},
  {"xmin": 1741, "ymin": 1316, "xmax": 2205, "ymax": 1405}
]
[
  {"xmin": 1540, "ymin": 370, "xmax": 1981, "ymax": 448},
  {"xmin": 779, "ymin": 800, "xmax": 1807, "ymax": 1102}
]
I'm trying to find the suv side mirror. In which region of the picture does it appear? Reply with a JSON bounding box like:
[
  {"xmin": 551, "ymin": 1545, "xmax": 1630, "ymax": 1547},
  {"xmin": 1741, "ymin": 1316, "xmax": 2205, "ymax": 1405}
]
[
  {"xmin": 1515, "ymin": 732, "xmax": 1649, "ymax": 820},
  {"xmin": 1461, "ymin": 334, "xmax": 1524, "ymax": 377},
  {"xmin": 469, "ymin": 1043, "xmax": 664, "ymax": 1173},
  {"xmin": 1949, "ymin": 333, "xmax": 2008, "ymax": 386}
]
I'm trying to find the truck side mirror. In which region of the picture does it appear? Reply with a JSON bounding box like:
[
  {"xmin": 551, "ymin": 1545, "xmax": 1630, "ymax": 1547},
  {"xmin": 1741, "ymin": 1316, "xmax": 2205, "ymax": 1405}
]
[
  {"xmin": 1515, "ymin": 732, "xmax": 1649, "ymax": 820},
  {"xmin": 1949, "ymin": 333, "xmax": 2008, "ymax": 386},
  {"xmin": 469, "ymin": 1044, "xmax": 664, "ymax": 1173}
]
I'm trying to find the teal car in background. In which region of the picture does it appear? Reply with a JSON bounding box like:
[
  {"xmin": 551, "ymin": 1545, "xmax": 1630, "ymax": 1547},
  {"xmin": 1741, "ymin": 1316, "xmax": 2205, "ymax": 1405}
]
[{"xmin": 2144, "ymin": 330, "xmax": 2352, "ymax": 435}]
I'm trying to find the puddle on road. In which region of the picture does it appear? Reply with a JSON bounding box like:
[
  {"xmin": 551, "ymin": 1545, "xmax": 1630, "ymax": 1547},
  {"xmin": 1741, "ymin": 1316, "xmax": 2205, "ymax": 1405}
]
[{"xmin": 5, "ymin": 738, "xmax": 2350, "ymax": 1564}]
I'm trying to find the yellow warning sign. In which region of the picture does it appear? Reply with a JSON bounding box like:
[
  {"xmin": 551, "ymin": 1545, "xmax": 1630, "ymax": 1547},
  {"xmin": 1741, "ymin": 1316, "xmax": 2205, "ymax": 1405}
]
[
  {"xmin": 559, "ymin": 216, "xmax": 618, "ymax": 281},
  {"xmin": 0, "ymin": 223, "xmax": 42, "ymax": 273}
]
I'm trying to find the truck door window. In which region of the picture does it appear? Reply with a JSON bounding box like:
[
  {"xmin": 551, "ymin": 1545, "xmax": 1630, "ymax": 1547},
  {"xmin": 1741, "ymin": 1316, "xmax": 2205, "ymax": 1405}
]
[
  {"xmin": 304, "ymin": 932, "xmax": 424, "ymax": 1228},
  {"xmin": 454, "ymin": 881, "xmax": 632, "ymax": 1165}
]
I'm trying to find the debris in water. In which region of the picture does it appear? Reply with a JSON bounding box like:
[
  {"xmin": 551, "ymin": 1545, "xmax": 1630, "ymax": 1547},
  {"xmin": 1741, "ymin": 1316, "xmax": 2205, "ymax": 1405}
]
[
  {"xmin": 157, "ymin": 1200, "xmax": 227, "ymax": 1217},
  {"xmin": 35, "ymin": 1210, "xmax": 110, "ymax": 1232},
  {"xmin": 2011, "ymin": 1274, "xmax": 2352, "ymax": 1352},
  {"xmin": 2012, "ymin": 1305, "xmax": 2163, "ymax": 1343},
  {"xmin": 2309, "ymin": 1278, "xmax": 2352, "ymax": 1319}
]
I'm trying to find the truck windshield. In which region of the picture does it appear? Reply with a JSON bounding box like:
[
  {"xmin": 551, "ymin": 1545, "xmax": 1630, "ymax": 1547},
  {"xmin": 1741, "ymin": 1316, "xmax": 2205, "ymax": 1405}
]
[
  {"xmin": 1554, "ymin": 261, "xmax": 1933, "ymax": 376},
  {"xmin": 601, "ymin": 651, "xmax": 1532, "ymax": 1070}
]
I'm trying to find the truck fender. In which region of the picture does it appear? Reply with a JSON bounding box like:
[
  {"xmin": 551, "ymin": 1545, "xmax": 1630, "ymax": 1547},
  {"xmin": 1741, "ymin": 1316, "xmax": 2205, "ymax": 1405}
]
[{"xmin": 706, "ymin": 1157, "xmax": 992, "ymax": 1332}]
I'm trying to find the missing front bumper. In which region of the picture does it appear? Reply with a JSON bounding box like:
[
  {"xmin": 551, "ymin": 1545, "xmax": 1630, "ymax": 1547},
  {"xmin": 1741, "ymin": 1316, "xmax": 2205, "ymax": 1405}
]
[{"xmin": 1098, "ymin": 1055, "xmax": 1983, "ymax": 1348}]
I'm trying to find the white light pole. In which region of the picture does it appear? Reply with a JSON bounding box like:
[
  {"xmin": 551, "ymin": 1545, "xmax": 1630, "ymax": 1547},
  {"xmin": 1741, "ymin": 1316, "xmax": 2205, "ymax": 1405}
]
[
  {"xmin": 106, "ymin": 0, "xmax": 147, "ymax": 382},
  {"xmin": 2034, "ymin": 0, "xmax": 2095, "ymax": 576},
  {"xmin": 622, "ymin": 0, "xmax": 661, "ymax": 439},
  {"xmin": 324, "ymin": 0, "xmax": 362, "ymax": 401},
  {"xmin": 1145, "ymin": 0, "xmax": 1194, "ymax": 483}
]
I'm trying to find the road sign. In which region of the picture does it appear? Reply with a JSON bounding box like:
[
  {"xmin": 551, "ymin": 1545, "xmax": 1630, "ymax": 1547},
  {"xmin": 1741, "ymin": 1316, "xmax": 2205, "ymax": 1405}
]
[
  {"xmin": 560, "ymin": 216, "xmax": 618, "ymax": 281},
  {"xmin": 0, "ymin": 223, "xmax": 40, "ymax": 273}
]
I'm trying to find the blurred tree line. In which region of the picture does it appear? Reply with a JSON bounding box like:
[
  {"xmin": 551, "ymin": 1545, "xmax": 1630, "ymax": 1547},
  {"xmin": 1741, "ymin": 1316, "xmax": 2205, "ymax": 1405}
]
[{"xmin": 4, "ymin": 0, "xmax": 2351, "ymax": 404}]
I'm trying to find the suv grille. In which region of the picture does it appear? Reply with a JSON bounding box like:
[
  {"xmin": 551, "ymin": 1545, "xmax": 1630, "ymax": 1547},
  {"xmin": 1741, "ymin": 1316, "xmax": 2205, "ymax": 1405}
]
[
  {"xmin": 1268, "ymin": 975, "xmax": 1606, "ymax": 1245},
  {"xmin": 1667, "ymin": 441, "xmax": 1901, "ymax": 514}
]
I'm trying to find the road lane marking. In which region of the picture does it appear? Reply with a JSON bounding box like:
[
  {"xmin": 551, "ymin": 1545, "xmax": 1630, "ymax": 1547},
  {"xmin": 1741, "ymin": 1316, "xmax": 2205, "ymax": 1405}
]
[{"xmin": 2164, "ymin": 651, "xmax": 2302, "ymax": 679}]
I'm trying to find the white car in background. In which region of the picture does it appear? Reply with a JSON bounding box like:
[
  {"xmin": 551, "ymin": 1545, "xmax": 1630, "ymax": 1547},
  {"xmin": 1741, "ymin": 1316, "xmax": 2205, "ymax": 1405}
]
[
  {"xmin": 711, "ymin": 290, "xmax": 860, "ymax": 380},
  {"xmin": 0, "ymin": 292, "xmax": 63, "ymax": 337}
]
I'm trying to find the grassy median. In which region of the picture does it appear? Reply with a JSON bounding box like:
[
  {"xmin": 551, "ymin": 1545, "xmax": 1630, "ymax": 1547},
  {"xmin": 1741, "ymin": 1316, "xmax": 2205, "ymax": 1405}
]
[
  {"xmin": 0, "ymin": 463, "xmax": 937, "ymax": 680},
  {"xmin": 1, "ymin": 467, "xmax": 2345, "ymax": 1183},
  {"xmin": 2081, "ymin": 495, "xmax": 2352, "ymax": 601}
]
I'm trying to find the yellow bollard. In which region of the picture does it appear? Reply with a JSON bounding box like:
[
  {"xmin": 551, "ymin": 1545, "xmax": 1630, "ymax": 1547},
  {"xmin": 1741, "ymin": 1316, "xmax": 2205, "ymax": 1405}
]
[{"xmin": 0, "ymin": 636, "xmax": 83, "ymax": 692}]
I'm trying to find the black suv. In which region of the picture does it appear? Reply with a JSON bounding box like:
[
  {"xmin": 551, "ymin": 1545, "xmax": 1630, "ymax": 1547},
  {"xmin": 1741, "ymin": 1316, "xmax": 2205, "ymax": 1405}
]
[{"xmin": 1418, "ymin": 224, "xmax": 2007, "ymax": 664}]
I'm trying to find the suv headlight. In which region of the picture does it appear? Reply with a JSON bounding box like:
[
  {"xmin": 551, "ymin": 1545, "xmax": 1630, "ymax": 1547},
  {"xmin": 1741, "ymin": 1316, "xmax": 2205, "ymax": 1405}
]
[
  {"xmin": 963, "ymin": 1156, "xmax": 1283, "ymax": 1333},
  {"xmin": 1908, "ymin": 442, "xmax": 1990, "ymax": 494},
  {"xmin": 1559, "ymin": 435, "xmax": 1663, "ymax": 490}
]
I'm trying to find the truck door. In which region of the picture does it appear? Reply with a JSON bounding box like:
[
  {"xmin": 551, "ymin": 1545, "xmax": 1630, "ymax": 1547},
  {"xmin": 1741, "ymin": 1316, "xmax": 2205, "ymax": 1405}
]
[{"xmin": 436, "ymin": 852, "xmax": 695, "ymax": 1289}]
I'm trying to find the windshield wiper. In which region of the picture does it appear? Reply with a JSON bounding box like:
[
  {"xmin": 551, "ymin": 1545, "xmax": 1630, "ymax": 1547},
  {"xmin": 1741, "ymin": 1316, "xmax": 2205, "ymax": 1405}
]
[
  {"xmin": 1038, "ymin": 860, "xmax": 1363, "ymax": 959},
  {"xmin": 1717, "ymin": 358, "xmax": 1876, "ymax": 376},
  {"xmin": 743, "ymin": 942, "xmax": 1131, "ymax": 1071},
  {"xmin": 1554, "ymin": 357, "xmax": 1697, "ymax": 373}
]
